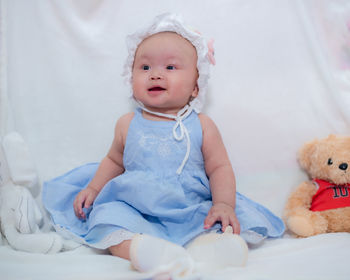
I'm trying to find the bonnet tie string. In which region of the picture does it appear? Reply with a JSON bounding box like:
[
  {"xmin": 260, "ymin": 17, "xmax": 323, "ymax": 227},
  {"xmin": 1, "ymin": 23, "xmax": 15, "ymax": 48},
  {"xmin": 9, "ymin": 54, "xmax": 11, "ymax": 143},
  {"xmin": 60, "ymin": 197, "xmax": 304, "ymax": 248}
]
[{"xmin": 137, "ymin": 103, "xmax": 193, "ymax": 174}]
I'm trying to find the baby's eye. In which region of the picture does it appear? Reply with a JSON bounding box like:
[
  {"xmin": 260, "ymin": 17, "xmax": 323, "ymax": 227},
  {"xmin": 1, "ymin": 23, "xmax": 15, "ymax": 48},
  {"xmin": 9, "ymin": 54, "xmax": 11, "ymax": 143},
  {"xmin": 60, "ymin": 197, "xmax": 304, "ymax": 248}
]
[
  {"xmin": 166, "ymin": 65, "xmax": 175, "ymax": 70},
  {"xmin": 142, "ymin": 65, "xmax": 150, "ymax": 70}
]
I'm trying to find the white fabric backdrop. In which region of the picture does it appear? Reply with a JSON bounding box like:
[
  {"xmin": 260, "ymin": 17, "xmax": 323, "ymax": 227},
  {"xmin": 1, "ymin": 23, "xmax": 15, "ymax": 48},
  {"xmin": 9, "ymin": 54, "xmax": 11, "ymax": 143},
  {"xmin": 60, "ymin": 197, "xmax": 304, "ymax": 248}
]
[{"xmin": 1, "ymin": 0, "xmax": 350, "ymax": 279}]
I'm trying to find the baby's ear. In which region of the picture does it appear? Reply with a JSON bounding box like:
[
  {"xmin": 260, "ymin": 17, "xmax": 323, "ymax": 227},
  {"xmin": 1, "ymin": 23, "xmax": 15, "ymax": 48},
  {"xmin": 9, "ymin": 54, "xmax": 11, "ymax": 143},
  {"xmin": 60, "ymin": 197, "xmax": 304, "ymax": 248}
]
[
  {"xmin": 191, "ymin": 84, "xmax": 199, "ymax": 98},
  {"xmin": 298, "ymin": 139, "xmax": 318, "ymax": 170}
]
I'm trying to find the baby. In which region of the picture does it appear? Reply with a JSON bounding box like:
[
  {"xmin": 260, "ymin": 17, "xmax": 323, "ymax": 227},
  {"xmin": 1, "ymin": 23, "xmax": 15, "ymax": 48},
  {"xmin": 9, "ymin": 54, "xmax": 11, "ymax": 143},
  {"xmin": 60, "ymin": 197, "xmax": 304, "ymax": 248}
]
[{"xmin": 43, "ymin": 14, "xmax": 284, "ymax": 276}]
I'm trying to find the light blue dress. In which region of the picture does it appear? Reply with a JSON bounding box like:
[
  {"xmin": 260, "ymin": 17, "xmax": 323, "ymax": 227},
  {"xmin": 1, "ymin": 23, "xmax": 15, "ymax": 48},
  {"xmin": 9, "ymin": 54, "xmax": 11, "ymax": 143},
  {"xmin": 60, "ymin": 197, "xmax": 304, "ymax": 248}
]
[{"xmin": 43, "ymin": 108, "xmax": 284, "ymax": 248}]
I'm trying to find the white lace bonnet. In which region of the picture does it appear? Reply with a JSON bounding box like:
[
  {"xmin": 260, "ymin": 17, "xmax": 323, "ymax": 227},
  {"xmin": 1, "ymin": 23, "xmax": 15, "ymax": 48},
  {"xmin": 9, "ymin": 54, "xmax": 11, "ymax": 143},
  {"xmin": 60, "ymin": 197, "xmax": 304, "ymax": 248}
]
[{"xmin": 123, "ymin": 13, "xmax": 214, "ymax": 113}]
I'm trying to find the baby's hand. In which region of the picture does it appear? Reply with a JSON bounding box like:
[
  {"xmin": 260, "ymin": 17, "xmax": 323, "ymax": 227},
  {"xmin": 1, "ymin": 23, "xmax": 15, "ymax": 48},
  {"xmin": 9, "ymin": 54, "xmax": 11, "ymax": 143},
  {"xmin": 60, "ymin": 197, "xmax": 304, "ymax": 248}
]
[
  {"xmin": 73, "ymin": 187, "xmax": 99, "ymax": 220},
  {"xmin": 204, "ymin": 203, "xmax": 241, "ymax": 234}
]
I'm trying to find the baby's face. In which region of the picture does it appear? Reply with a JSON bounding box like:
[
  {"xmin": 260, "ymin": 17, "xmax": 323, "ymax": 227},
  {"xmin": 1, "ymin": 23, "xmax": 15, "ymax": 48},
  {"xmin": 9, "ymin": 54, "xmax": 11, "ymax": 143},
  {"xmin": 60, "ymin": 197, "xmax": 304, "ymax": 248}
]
[{"xmin": 132, "ymin": 32, "xmax": 198, "ymax": 115}]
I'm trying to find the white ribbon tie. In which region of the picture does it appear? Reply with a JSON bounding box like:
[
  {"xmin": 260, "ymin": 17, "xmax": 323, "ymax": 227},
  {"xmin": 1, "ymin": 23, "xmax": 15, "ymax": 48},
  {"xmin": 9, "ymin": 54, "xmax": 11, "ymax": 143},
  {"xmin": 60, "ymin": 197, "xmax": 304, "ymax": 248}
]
[{"xmin": 138, "ymin": 103, "xmax": 193, "ymax": 174}]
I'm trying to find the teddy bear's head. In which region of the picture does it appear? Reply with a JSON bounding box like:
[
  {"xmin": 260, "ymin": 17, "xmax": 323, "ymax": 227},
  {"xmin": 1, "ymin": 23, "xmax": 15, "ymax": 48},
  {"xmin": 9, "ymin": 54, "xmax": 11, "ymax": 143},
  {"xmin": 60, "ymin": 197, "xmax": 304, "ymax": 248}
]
[{"xmin": 298, "ymin": 135, "xmax": 350, "ymax": 185}]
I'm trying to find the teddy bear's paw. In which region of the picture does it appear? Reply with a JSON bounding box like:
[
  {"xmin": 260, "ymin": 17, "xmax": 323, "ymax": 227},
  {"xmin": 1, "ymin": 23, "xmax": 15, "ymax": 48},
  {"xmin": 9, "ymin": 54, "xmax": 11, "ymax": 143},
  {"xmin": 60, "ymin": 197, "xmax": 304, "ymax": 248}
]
[{"xmin": 286, "ymin": 216, "xmax": 315, "ymax": 237}]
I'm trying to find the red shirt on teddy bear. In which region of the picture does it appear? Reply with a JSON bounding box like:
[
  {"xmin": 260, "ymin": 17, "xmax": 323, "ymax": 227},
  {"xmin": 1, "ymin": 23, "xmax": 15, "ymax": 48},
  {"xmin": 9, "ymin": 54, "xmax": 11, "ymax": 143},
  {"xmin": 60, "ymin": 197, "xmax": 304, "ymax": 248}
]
[{"xmin": 311, "ymin": 179, "xmax": 350, "ymax": 211}]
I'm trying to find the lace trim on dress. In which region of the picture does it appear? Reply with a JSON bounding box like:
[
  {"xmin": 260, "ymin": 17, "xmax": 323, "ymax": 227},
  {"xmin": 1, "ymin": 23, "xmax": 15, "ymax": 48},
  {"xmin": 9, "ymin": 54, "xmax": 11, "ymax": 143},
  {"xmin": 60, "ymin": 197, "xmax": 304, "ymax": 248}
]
[
  {"xmin": 91, "ymin": 229, "xmax": 135, "ymax": 249},
  {"xmin": 54, "ymin": 224, "xmax": 135, "ymax": 249}
]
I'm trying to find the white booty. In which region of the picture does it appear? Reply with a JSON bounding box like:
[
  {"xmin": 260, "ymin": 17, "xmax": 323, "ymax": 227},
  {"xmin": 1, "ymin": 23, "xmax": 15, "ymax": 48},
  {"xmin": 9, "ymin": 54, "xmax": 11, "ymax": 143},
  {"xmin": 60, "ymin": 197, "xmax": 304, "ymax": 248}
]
[
  {"xmin": 129, "ymin": 234, "xmax": 195, "ymax": 277},
  {"xmin": 186, "ymin": 226, "xmax": 248, "ymax": 269}
]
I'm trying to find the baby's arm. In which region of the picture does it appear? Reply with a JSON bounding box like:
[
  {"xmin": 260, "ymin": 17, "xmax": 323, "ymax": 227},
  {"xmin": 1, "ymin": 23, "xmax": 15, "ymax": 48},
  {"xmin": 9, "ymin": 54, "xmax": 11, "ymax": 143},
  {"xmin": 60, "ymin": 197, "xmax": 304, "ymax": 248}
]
[
  {"xmin": 73, "ymin": 112, "xmax": 134, "ymax": 219},
  {"xmin": 199, "ymin": 114, "xmax": 240, "ymax": 234}
]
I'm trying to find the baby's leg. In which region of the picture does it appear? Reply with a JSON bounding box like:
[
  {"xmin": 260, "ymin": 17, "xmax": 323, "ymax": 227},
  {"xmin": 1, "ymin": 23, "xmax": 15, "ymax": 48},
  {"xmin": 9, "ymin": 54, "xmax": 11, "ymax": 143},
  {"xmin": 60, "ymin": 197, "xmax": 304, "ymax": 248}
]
[
  {"xmin": 109, "ymin": 235, "xmax": 194, "ymax": 277},
  {"xmin": 109, "ymin": 240, "xmax": 131, "ymax": 260}
]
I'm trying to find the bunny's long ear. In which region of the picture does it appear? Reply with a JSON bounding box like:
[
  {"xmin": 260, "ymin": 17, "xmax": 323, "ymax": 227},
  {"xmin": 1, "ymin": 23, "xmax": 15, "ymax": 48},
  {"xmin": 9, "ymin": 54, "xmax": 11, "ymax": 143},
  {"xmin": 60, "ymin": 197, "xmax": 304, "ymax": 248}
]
[{"xmin": 298, "ymin": 139, "xmax": 319, "ymax": 170}]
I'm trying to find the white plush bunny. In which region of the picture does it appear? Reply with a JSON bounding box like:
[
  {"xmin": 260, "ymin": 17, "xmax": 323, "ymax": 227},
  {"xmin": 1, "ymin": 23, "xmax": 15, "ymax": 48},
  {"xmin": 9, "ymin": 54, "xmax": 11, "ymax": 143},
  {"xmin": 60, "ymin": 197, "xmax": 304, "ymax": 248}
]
[{"xmin": 0, "ymin": 132, "xmax": 63, "ymax": 253}]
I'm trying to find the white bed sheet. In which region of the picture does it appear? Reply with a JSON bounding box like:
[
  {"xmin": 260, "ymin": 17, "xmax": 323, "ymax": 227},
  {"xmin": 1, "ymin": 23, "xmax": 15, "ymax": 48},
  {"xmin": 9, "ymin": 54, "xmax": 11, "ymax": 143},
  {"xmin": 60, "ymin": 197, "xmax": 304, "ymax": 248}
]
[
  {"xmin": 2, "ymin": 233, "xmax": 350, "ymax": 280},
  {"xmin": 1, "ymin": 0, "xmax": 350, "ymax": 279}
]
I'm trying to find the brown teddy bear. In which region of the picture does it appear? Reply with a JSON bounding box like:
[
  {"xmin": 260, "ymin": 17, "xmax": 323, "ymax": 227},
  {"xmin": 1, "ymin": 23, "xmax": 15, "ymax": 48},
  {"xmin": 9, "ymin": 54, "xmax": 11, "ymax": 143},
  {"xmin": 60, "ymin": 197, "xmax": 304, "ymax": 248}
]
[{"xmin": 284, "ymin": 134, "xmax": 350, "ymax": 237}]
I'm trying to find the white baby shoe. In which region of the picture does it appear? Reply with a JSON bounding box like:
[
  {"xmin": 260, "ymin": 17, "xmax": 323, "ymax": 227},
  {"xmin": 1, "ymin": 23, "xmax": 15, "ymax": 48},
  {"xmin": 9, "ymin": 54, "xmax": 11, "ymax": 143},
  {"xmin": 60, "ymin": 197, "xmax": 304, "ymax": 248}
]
[
  {"xmin": 130, "ymin": 234, "xmax": 195, "ymax": 278},
  {"xmin": 186, "ymin": 226, "xmax": 248, "ymax": 269}
]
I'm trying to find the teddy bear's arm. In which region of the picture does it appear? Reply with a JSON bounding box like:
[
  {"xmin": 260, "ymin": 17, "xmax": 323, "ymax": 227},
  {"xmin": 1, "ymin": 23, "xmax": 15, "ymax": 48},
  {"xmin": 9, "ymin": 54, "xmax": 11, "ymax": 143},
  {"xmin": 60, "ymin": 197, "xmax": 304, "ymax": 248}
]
[
  {"xmin": 284, "ymin": 181, "xmax": 317, "ymax": 217},
  {"xmin": 283, "ymin": 181, "xmax": 330, "ymax": 237}
]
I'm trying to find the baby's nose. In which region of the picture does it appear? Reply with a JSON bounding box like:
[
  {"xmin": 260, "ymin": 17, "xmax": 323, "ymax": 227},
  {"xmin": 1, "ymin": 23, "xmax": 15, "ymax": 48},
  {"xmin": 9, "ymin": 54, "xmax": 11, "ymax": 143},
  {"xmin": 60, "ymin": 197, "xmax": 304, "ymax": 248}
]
[
  {"xmin": 339, "ymin": 163, "xmax": 348, "ymax": 171},
  {"xmin": 151, "ymin": 75, "xmax": 162, "ymax": 80},
  {"xmin": 150, "ymin": 70, "xmax": 163, "ymax": 80}
]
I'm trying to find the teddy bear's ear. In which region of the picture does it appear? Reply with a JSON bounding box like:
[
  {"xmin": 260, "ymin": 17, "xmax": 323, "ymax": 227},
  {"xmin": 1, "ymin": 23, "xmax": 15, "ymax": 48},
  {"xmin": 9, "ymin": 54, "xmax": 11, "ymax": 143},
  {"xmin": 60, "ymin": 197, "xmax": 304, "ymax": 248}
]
[
  {"xmin": 327, "ymin": 134, "xmax": 337, "ymax": 141},
  {"xmin": 298, "ymin": 139, "xmax": 318, "ymax": 170}
]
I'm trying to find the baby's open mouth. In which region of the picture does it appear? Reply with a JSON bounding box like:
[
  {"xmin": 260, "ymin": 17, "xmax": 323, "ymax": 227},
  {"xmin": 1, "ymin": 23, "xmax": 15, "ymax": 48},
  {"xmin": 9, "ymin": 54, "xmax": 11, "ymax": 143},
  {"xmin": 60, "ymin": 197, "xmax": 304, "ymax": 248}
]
[{"xmin": 148, "ymin": 86, "xmax": 166, "ymax": 91}]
